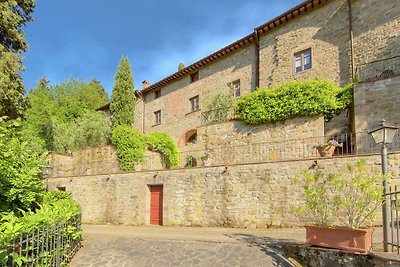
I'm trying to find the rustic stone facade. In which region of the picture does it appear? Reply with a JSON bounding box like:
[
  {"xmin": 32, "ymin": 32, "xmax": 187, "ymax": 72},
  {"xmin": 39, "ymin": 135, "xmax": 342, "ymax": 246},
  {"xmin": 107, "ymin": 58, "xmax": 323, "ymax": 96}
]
[
  {"xmin": 258, "ymin": 0, "xmax": 351, "ymax": 87},
  {"xmin": 50, "ymin": 0, "xmax": 400, "ymax": 229},
  {"xmin": 49, "ymin": 115, "xmax": 324, "ymax": 176},
  {"xmin": 132, "ymin": 0, "xmax": 399, "ymax": 147},
  {"xmin": 48, "ymin": 152, "xmax": 400, "ymax": 227}
]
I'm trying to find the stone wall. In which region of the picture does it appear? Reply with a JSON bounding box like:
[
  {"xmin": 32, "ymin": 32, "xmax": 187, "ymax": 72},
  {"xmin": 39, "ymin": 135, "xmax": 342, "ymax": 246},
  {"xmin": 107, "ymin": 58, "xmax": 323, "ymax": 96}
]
[
  {"xmin": 49, "ymin": 146, "xmax": 121, "ymax": 178},
  {"xmin": 49, "ymin": 115, "xmax": 324, "ymax": 176},
  {"xmin": 179, "ymin": 115, "xmax": 324, "ymax": 167},
  {"xmin": 354, "ymin": 76, "xmax": 400, "ymax": 133},
  {"xmin": 352, "ymin": 0, "xmax": 400, "ymax": 71},
  {"xmin": 142, "ymin": 44, "xmax": 256, "ymax": 143},
  {"xmin": 258, "ymin": 0, "xmax": 351, "ymax": 88},
  {"xmin": 48, "ymin": 153, "xmax": 400, "ymax": 227}
]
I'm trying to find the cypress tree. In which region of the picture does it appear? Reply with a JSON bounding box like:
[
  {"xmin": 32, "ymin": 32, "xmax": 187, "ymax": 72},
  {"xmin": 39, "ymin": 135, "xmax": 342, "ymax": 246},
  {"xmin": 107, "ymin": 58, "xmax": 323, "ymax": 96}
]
[{"xmin": 110, "ymin": 57, "xmax": 136, "ymax": 127}]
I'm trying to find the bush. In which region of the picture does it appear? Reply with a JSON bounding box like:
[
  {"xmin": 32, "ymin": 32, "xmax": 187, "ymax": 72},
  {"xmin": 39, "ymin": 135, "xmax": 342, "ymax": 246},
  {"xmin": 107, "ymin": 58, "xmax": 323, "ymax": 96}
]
[
  {"xmin": 0, "ymin": 117, "xmax": 46, "ymax": 213},
  {"xmin": 147, "ymin": 132, "xmax": 180, "ymax": 168},
  {"xmin": 202, "ymin": 90, "xmax": 235, "ymax": 124},
  {"xmin": 111, "ymin": 125, "xmax": 146, "ymax": 171},
  {"xmin": 112, "ymin": 126, "xmax": 180, "ymax": 171},
  {"xmin": 0, "ymin": 192, "xmax": 81, "ymax": 266},
  {"xmin": 235, "ymin": 80, "xmax": 353, "ymax": 125},
  {"xmin": 291, "ymin": 160, "xmax": 383, "ymax": 228}
]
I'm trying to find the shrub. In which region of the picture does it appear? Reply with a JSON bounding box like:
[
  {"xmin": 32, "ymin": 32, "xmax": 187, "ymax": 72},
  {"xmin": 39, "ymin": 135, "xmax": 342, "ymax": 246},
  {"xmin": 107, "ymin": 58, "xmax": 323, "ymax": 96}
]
[
  {"xmin": 0, "ymin": 117, "xmax": 46, "ymax": 213},
  {"xmin": 112, "ymin": 126, "xmax": 179, "ymax": 171},
  {"xmin": 235, "ymin": 80, "xmax": 353, "ymax": 125},
  {"xmin": 146, "ymin": 132, "xmax": 180, "ymax": 168},
  {"xmin": 111, "ymin": 125, "xmax": 146, "ymax": 171},
  {"xmin": 202, "ymin": 90, "xmax": 235, "ymax": 124},
  {"xmin": 291, "ymin": 160, "xmax": 383, "ymax": 228}
]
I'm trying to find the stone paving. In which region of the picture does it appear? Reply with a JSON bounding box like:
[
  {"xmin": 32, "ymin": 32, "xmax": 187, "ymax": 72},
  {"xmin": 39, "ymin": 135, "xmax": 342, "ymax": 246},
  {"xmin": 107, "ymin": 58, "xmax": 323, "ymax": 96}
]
[{"xmin": 69, "ymin": 225, "xmax": 384, "ymax": 267}]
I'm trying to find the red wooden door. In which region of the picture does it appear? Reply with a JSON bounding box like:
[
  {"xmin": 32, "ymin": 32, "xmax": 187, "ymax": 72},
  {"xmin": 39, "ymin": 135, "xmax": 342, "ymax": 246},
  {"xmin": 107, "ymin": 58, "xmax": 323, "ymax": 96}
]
[{"xmin": 150, "ymin": 185, "xmax": 163, "ymax": 225}]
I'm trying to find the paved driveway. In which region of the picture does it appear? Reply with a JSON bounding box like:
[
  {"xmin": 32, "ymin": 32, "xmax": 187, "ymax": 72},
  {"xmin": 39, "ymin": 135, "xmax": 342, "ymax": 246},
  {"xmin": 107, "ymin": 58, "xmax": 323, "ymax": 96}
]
[{"xmin": 69, "ymin": 225, "xmax": 301, "ymax": 267}]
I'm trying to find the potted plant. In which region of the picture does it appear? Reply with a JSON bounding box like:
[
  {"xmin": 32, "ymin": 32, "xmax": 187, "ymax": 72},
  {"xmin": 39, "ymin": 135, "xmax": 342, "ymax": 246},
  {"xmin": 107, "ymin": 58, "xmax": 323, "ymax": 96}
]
[
  {"xmin": 291, "ymin": 160, "xmax": 383, "ymax": 253},
  {"xmin": 185, "ymin": 155, "xmax": 197, "ymax": 167},
  {"xmin": 314, "ymin": 140, "xmax": 342, "ymax": 157}
]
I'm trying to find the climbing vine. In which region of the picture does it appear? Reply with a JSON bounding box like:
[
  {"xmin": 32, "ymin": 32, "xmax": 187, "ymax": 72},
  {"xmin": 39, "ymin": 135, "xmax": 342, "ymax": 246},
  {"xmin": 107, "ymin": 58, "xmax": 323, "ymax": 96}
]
[
  {"xmin": 234, "ymin": 80, "xmax": 353, "ymax": 125},
  {"xmin": 111, "ymin": 126, "xmax": 179, "ymax": 171}
]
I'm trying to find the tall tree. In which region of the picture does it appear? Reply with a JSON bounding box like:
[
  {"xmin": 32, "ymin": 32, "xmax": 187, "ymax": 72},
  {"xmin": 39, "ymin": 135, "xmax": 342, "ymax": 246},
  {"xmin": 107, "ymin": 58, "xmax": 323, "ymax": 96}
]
[
  {"xmin": 110, "ymin": 57, "xmax": 136, "ymax": 128},
  {"xmin": 23, "ymin": 78, "xmax": 111, "ymax": 153},
  {"xmin": 0, "ymin": 0, "xmax": 35, "ymax": 119}
]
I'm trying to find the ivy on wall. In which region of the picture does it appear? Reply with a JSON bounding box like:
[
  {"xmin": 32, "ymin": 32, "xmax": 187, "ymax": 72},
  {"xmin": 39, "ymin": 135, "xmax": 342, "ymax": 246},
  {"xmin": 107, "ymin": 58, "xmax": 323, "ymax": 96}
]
[
  {"xmin": 234, "ymin": 80, "xmax": 353, "ymax": 125},
  {"xmin": 111, "ymin": 126, "xmax": 179, "ymax": 171},
  {"xmin": 146, "ymin": 132, "xmax": 180, "ymax": 168}
]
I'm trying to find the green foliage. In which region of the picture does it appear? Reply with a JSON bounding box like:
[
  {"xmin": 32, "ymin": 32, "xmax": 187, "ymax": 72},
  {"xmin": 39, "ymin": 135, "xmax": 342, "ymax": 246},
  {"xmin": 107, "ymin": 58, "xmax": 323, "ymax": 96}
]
[
  {"xmin": 23, "ymin": 78, "xmax": 110, "ymax": 154},
  {"xmin": 202, "ymin": 89, "xmax": 235, "ymax": 124},
  {"xmin": 0, "ymin": 0, "xmax": 35, "ymax": 119},
  {"xmin": 110, "ymin": 57, "xmax": 136, "ymax": 128},
  {"xmin": 331, "ymin": 161, "xmax": 383, "ymax": 228},
  {"xmin": 147, "ymin": 132, "xmax": 180, "ymax": 168},
  {"xmin": 235, "ymin": 80, "xmax": 353, "ymax": 125},
  {"xmin": 111, "ymin": 125, "xmax": 146, "ymax": 171},
  {"xmin": 111, "ymin": 126, "xmax": 179, "ymax": 171},
  {"xmin": 0, "ymin": 191, "xmax": 81, "ymax": 266},
  {"xmin": 291, "ymin": 160, "xmax": 383, "ymax": 228},
  {"xmin": 0, "ymin": 117, "xmax": 46, "ymax": 213},
  {"xmin": 178, "ymin": 62, "xmax": 185, "ymax": 71},
  {"xmin": 185, "ymin": 155, "xmax": 197, "ymax": 167}
]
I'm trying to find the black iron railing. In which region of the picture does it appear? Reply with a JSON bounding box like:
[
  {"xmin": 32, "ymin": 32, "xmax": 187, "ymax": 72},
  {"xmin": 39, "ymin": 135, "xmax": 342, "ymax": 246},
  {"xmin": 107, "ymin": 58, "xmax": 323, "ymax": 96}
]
[{"xmin": 0, "ymin": 215, "xmax": 81, "ymax": 267}]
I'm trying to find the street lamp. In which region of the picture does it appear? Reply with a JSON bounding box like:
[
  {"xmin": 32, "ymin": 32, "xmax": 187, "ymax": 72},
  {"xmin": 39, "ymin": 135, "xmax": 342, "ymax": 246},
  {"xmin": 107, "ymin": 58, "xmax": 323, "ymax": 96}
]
[
  {"xmin": 369, "ymin": 119, "xmax": 399, "ymax": 252},
  {"xmin": 40, "ymin": 164, "xmax": 53, "ymax": 192}
]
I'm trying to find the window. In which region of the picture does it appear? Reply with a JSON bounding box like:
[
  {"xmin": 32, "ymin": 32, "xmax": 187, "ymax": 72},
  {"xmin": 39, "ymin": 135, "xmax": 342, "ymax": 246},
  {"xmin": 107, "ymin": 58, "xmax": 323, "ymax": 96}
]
[
  {"xmin": 294, "ymin": 48, "xmax": 312, "ymax": 73},
  {"xmin": 154, "ymin": 90, "xmax": 161, "ymax": 99},
  {"xmin": 230, "ymin": 80, "xmax": 241, "ymax": 97},
  {"xmin": 190, "ymin": 71, "xmax": 199, "ymax": 83},
  {"xmin": 189, "ymin": 95, "xmax": 200, "ymax": 112},
  {"xmin": 154, "ymin": 110, "xmax": 161, "ymax": 125}
]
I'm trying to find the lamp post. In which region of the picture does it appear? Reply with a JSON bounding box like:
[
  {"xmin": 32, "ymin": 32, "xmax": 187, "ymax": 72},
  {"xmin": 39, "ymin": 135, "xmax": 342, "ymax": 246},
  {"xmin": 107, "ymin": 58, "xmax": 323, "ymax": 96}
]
[
  {"xmin": 40, "ymin": 164, "xmax": 53, "ymax": 192},
  {"xmin": 369, "ymin": 119, "xmax": 399, "ymax": 252}
]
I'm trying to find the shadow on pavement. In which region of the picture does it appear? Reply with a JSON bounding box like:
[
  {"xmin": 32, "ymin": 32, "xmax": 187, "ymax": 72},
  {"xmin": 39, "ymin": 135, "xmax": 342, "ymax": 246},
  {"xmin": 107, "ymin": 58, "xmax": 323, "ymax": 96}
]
[{"xmin": 226, "ymin": 234, "xmax": 299, "ymax": 267}]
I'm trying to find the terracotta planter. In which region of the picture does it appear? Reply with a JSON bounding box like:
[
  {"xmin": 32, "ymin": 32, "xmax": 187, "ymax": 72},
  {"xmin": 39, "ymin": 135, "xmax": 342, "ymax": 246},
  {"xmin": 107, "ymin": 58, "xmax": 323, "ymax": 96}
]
[
  {"xmin": 305, "ymin": 225, "xmax": 374, "ymax": 253},
  {"xmin": 316, "ymin": 145, "xmax": 336, "ymax": 157}
]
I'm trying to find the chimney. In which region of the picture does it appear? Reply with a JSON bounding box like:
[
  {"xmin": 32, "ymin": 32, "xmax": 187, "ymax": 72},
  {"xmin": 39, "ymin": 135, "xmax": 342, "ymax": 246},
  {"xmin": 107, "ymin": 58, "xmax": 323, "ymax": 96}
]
[{"xmin": 142, "ymin": 80, "xmax": 151, "ymax": 89}]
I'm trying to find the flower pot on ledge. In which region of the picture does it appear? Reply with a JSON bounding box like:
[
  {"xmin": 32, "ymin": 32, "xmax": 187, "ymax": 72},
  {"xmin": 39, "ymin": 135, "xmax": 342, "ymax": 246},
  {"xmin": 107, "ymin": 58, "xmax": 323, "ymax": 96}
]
[
  {"xmin": 316, "ymin": 145, "xmax": 336, "ymax": 157},
  {"xmin": 305, "ymin": 225, "xmax": 374, "ymax": 253}
]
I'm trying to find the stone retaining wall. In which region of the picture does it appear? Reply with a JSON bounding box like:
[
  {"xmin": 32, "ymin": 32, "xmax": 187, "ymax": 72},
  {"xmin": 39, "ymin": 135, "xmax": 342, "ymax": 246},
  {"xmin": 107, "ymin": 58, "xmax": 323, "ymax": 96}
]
[{"xmin": 48, "ymin": 153, "xmax": 400, "ymax": 228}]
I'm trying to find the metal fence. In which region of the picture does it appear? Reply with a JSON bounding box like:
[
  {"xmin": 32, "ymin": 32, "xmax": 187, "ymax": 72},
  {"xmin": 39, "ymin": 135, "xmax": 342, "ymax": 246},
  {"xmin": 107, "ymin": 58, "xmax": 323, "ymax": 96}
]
[
  {"xmin": 160, "ymin": 131, "xmax": 400, "ymax": 169},
  {"xmin": 47, "ymin": 130, "xmax": 400, "ymax": 175},
  {"xmin": 0, "ymin": 215, "xmax": 81, "ymax": 267},
  {"xmin": 387, "ymin": 186, "xmax": 400, "ymax": 254}
]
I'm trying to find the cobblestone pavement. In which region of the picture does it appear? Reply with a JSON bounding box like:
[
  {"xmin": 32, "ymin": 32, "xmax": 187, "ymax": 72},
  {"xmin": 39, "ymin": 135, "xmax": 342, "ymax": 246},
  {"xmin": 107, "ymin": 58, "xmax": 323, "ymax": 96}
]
[
  {"xmin": 69, "ymin": 225, "xmax": 301, "ymax": 267},
  {"xmin": 69, "ymin": 225, "xmax": 384, "ymax": 267}
]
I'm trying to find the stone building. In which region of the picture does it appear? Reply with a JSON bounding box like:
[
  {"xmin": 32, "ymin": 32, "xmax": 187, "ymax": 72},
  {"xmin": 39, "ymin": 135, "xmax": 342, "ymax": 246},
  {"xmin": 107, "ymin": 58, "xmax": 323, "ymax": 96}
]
[
  {"xmin": 122, "ymin": 0, "xmax": 399, "ymax": 147},
  {"xmin": 52, "ymin": 0, "xmax": 400, "ymax": 227}
]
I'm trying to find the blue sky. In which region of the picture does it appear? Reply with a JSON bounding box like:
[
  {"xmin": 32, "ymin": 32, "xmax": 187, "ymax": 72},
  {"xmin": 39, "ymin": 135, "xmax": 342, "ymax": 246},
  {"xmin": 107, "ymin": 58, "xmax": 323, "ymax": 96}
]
[{"xmin": 23, "ymin": 0, "xmax": 304, "ymax": 95}]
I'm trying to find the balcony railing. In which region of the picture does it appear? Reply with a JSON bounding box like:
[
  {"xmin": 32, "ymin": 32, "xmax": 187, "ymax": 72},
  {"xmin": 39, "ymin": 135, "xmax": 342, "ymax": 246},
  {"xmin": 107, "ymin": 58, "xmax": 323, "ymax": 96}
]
[{"xmin": 141, "ymin": 131, "xmax": 400, "ymax": 170}]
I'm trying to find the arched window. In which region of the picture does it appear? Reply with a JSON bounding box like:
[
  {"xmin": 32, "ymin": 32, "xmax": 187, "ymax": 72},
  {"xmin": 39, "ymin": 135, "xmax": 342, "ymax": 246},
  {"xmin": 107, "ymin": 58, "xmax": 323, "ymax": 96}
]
[{"xmin": 185, "ymin": 129, "xmax": 197, "ymax": 145}]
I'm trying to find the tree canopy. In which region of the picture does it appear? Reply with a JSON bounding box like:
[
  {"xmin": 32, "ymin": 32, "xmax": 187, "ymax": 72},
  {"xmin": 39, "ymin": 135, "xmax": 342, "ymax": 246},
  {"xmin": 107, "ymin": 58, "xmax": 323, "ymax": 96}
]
[
  {"xmin": 23, "ymin": 78, "xmax": 111, "ymax": 154},
  {"xmin": 0, "ymin": 0, "xmax": 36, "ymax": 119},
  {"xmin": 110, "ymin": 57, "xmax": 136, "ymax": 128}
]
